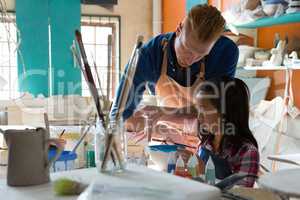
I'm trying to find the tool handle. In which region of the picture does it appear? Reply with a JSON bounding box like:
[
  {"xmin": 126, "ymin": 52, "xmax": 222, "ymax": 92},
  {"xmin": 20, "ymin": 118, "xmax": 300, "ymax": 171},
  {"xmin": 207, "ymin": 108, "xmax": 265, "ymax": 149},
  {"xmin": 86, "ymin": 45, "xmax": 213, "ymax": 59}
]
[
  {"xmin": 112, "ymin": 35, "xmax": 144, "ymax": 120},
  {"xmin": 75, "ymin": 30, "xmax": 105, "ymax": 122}
]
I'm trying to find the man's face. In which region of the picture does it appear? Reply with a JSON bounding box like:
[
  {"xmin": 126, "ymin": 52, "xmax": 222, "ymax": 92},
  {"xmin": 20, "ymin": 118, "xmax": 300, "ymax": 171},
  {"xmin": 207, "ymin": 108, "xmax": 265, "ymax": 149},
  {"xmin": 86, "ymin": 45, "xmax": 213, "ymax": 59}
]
[{"xmin": 174, "ymin": 21, "xmax": 216, "ymax": 67}]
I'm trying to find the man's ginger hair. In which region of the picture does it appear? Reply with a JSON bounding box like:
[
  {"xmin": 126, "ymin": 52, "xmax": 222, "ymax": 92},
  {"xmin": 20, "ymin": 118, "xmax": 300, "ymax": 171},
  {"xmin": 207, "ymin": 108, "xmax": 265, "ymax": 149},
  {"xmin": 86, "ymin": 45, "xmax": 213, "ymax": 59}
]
[{"xmin": 186, "ymin": 4, "xmax": 225, "ymax": 42}]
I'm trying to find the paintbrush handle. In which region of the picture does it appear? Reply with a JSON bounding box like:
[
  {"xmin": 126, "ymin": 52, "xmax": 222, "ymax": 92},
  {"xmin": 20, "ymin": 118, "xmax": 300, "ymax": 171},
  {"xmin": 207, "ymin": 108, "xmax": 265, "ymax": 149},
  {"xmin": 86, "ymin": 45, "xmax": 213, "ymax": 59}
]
[
  {"xmin": 107, "ymin": 35, "xmax": 112, "ymax": 101},
  {"xmin": 75, "ymin": 30, "xmax": 105, "ymax": 122},
  {"xmin": 112, "ymin": 35, "xmax": 144, "ymax": 120},
  {"xmin": 101, "ymin": 134, "xmax": 114, "ymax": 170}
]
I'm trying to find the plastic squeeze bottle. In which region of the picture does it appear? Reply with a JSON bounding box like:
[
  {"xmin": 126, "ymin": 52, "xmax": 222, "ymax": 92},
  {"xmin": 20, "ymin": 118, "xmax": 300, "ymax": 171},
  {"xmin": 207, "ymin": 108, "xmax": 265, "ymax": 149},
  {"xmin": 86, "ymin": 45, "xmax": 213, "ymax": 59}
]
[
  {"xmin": 175, "ymin": 155, "xmax": 186, "ymax": 177},
  {"xmin": 187, "ymin": 154, "xmax": 199, "ymax": 178},
  {"xmin": 205, "ymin": 156, "xmax": 216, "ymax": 185},
  {"xmin": 167, "ymin": 152, "xmax": 176, "ymax": 173}
]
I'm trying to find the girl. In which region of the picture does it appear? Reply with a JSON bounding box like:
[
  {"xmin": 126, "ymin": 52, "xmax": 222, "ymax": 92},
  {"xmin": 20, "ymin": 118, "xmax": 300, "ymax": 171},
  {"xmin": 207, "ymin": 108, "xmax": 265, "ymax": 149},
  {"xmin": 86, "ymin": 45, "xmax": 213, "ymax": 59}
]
[{"xmin": 196, "ymin": 77, "xmax": 259, "ymax": 187}]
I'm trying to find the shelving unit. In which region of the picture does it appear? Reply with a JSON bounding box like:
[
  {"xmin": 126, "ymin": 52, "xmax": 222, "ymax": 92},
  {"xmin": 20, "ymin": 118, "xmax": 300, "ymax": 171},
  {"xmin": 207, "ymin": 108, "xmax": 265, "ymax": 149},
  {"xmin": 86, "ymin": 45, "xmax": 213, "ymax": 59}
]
[
  {"xmin": 243, "ymin": 66, "xmax": 300, "ymax": 70},
  {"xmin": 234, "ymin": 12, "xmax": 300, "ymax": 29},
  {"xmin": 228, "ymin": 2, "xmax": 300, "ymax": 173}
]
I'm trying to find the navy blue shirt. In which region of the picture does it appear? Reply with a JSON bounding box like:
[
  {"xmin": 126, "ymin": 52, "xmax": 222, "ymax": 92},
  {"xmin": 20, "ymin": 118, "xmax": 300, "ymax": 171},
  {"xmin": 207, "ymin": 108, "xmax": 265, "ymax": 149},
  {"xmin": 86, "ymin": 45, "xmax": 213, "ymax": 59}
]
[{"xmin": 111, "ymin": 32, "xmax": 239, "ymax": 120}]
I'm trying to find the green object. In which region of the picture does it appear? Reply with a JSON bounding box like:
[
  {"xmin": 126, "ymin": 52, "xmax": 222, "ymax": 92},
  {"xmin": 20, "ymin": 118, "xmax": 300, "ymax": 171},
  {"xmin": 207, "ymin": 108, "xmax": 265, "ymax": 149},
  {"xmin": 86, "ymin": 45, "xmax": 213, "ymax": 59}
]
[
  {"xmin": 16, "ymin": 0, "xmax": 82, "ymax": 96},
  {"xmin": 188, "ymin": 166, "xmax": 197, "ymax": 178},
  {"xmin": 86, "ymin": 150, "xmax": 96, "ymax": 168},
  {"xmin": 49, "ymin": 0, "xmax": 81, "ymax": 95},
  {"xmin": 16, "ymin": 0, "xmax": 49, "ymax": 96},
  {"xmin": 235, "ymin": 12, "xmax": 300, "ymax": 29},
  {"xmin": 53, "ymin": 178, "xmax": 87, "ymax": 196}
]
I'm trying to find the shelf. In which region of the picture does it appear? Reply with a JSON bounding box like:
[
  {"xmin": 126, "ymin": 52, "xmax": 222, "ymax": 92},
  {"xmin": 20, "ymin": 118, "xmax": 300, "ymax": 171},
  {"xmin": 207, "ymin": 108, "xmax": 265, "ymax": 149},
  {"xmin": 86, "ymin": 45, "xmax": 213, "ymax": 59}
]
[
  {"xmin": 234, "ymin": 12, "xmax": 300, "ymax": 29},
  {"xmin": 243, "ymin": 66, "xmax": 300, "ymax": 70}
]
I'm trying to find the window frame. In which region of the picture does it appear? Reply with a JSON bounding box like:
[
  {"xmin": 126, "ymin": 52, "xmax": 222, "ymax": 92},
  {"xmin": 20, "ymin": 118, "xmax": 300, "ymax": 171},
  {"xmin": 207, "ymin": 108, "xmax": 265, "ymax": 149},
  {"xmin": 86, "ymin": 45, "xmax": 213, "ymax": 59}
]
[
  {"xmin": 0, "ymin": 13, "xmax": 121, "ymax": 100},
  {"xmin": 81, "ymin": 15, "xmax": 121, "ymax": 99},
  {"xmin": 0, "ymin": 12, "xmax": 19, "ymax": 100}
]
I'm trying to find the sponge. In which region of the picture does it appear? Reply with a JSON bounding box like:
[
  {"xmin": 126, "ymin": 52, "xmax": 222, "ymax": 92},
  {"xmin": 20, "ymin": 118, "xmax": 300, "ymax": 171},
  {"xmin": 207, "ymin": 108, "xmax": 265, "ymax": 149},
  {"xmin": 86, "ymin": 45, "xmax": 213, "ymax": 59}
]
[{"xmin": 53, "ymin": 178, "xmax": 87, "ymax": 196}]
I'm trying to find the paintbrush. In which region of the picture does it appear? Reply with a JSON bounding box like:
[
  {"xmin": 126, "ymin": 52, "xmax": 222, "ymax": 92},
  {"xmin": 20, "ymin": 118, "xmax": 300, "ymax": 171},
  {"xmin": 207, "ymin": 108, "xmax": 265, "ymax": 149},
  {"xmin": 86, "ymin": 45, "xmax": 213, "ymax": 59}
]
[
  {"xmin": 59, "ymin": 129, "xmax": 66, "ymax": 139},
  {"xmin": 101, "ymin": 35, "xmax": 144, "ymax": 171},
  {"xmin": 75, "ymin": 30, "xmax": 117, "ymax": 166},
  {"xmin": 75, "ymin": 30, "xmax": 105, "ymax": 122}
]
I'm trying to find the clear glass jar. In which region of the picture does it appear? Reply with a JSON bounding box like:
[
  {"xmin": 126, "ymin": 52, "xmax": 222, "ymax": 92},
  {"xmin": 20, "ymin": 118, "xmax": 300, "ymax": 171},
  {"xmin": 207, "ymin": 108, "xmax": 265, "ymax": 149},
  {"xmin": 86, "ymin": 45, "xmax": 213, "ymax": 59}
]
[
  {"xmin": 94, "ymin": 120, "xmax": 106, "ymax": 172},
  {"xmin": 99, "ymin": 119, "xmax": 127, "ymax": 173}
]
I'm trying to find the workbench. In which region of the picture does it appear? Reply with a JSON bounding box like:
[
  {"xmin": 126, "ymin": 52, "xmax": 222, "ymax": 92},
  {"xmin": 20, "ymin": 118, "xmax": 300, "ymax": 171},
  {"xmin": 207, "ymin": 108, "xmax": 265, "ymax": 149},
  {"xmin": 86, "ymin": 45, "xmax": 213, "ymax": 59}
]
[{"xmin": 0, "ymin": 164, "xmax": 220, "ymax": 200}]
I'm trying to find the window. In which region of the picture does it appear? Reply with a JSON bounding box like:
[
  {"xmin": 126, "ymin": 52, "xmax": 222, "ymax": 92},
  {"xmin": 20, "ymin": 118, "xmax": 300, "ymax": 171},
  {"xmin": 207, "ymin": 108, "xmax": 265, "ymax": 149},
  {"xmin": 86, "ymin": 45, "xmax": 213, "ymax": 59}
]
[
  {"xmin": 81, "ymin": 16, "xmax": 120, "ymax": 99},
  {"xmin": 0, "ymin": 14, "xmax": 121, "ymax": 100},
  {"xmin": 0, "ymin": 13, "xmax": 19, "ymax": 100}
]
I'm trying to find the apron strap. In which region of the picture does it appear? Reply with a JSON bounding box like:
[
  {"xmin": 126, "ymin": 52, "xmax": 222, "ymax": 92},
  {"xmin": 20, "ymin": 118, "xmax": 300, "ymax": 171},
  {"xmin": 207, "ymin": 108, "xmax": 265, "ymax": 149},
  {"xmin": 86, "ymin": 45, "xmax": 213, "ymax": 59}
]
[
  {"xmin": 161, "ymin": 38, "xmax": 169, "ymax": 74},
  {"xmin": 199, "ymin": 58, "xmax": 206, "ymax": 81},
  {"xmin": 161, "ymin": 38, "xmax": 206, "ymax": 81}
]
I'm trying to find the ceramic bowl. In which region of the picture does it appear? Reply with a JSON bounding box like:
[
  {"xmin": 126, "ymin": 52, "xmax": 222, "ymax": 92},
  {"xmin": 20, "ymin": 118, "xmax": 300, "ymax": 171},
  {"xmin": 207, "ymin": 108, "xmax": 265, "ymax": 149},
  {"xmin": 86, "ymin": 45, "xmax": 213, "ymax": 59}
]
[{"xmin": 148, "ymin": 144, "xmax": 178, "ymax": 171}]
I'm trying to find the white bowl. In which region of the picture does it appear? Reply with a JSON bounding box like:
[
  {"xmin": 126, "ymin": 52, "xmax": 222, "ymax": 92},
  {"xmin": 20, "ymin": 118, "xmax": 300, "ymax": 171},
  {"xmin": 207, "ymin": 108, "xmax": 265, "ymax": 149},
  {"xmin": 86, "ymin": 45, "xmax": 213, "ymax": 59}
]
[
  {"xmin": 238, "ymin": 45, "xmax": 260, "ymax": 67},
  {"xmin": 148, "ymin": 145, "xmax": 178, "ymax": 171},
  {"xmin": 255, "ymin": 51, "xmax": 270, "ymax": 60}
]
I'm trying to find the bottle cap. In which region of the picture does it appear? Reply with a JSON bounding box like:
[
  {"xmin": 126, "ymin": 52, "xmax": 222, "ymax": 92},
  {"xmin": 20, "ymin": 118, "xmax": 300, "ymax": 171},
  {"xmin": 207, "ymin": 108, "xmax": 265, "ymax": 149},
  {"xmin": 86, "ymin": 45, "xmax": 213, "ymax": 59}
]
[
  {"xmin": 187, "ymin": 154, "xmax": 198, "ymax": 168},
  {"xmin": 176, "ymin": 155, "xmax": 185, "ymax": 168}
]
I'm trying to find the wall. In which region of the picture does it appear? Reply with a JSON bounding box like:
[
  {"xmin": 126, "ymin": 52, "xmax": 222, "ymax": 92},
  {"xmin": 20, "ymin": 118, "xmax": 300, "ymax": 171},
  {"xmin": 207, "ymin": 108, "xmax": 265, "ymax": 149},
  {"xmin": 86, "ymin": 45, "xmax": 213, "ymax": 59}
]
[
  {"xmin": 257, "ymin": 24, "xmax": 300, "ymax": 107},
  {"xmin": 81, "ymin": 0, "xmax": 153, "ymax": 70},
  {"xmin": 162, "ymin": 0, "xmax": 186, "ymax": 33},
  {"xmin": 2, "ymin": 0, "xmax": 14, "ymax": 10}
]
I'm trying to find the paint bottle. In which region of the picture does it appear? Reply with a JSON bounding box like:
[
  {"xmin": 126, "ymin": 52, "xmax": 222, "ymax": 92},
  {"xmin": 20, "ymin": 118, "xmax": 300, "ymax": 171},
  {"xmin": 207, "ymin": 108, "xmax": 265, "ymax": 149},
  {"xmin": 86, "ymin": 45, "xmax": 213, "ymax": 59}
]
[
  {"xmin": 205, "ymin": 156, "xmax": 216, "ymax": 185},
  {"xmin": 175, "ymin": 155, "xmax": 186, "ymax": 177},
  {"xmin": 167, "ymin": 152, "xmax": 176, "ymax": 173},
  {"xmin": 187, "ymin": 154, "xmax": 198, "ymax": 178},
  {"xmin": 86, "ymin": 143, "xmax": 96, "ymax": 168}
]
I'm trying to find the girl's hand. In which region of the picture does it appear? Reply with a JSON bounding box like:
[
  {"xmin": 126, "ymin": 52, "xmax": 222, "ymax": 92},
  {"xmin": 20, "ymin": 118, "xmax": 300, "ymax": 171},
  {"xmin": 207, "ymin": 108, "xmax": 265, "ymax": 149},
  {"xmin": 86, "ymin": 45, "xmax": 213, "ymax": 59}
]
[{"xmin": 49, "ymin": 138, "xmax": 66, "ymax": 150}]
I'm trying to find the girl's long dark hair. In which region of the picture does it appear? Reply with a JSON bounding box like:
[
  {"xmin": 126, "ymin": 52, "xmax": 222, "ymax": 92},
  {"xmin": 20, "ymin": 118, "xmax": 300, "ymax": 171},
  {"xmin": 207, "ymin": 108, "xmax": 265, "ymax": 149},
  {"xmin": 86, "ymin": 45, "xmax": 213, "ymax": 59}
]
[{"xmin": 198, "ymin": 77, "xmax": 258, "ymax": 149}]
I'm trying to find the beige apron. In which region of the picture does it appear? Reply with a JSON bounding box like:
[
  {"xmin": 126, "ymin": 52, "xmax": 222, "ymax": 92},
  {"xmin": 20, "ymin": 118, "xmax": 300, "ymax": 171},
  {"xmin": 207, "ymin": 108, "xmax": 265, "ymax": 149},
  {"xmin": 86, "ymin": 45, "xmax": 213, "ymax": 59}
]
[
  {"xmin": 155, "ymin": 40, "xmax": 205, "ymax": 108},
  {"xmin": 153, "ymin": 40, "xmax": 205, "ymax": 151}
]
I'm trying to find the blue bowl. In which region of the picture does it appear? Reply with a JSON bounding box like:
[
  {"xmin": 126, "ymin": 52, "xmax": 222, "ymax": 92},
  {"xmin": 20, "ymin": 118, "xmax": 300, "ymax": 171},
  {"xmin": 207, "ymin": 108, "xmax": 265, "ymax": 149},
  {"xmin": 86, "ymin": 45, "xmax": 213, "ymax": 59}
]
[
  {"xmin": 148, "ymin": 144, "xmax": 178, "ymax": 153},
  {"xmin": 48, "ymin": 150, "xmax": 77, "ymax": 161}
]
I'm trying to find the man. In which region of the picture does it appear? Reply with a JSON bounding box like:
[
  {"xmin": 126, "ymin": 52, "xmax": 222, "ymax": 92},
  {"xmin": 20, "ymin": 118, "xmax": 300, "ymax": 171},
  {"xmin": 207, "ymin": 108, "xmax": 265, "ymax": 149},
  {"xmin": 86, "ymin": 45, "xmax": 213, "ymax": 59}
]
[{"xmin": 111, "ymin": 4, "xmax": 238, "ymax": 139}]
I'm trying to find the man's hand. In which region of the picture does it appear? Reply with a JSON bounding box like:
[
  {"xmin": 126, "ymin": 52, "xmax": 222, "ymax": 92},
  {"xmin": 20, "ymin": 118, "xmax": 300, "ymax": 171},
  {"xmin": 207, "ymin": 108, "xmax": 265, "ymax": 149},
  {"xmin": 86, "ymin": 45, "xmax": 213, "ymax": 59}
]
[
  {"xmin": 124, "ymin": 105, "xmax": 198, "ymax": 133},
  {"xmin": 177, "ymin": 148, "xmax": 193, "ymax": 164}
]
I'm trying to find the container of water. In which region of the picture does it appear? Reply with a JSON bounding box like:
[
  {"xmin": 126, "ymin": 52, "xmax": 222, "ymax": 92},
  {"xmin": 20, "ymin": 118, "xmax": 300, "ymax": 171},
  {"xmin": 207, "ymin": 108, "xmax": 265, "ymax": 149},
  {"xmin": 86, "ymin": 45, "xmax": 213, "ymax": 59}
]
[{"xmin": 48, "ymin": 150, "xmax": 77, "ymax": 172}]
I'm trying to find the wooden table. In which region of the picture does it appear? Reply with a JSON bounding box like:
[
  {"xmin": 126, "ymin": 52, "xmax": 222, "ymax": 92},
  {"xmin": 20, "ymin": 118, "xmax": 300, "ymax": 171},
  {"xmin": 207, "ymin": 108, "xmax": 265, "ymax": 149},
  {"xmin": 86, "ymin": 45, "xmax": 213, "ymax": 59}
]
[{"xmin": 258, "ymin": 168, "xmax": 300, "ymax": 199}]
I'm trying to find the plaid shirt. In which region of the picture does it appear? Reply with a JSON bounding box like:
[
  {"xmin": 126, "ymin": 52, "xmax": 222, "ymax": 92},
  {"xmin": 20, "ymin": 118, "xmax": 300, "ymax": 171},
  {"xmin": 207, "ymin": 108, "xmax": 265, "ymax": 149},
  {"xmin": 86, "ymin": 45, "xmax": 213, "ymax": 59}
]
[
  {"xmin": 201, "ymin": 139, "xmax": 259, "ymax": 187},
  {"xmin": 222, "ymin": 141, "xmax": 259, "ymax": 187}
]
